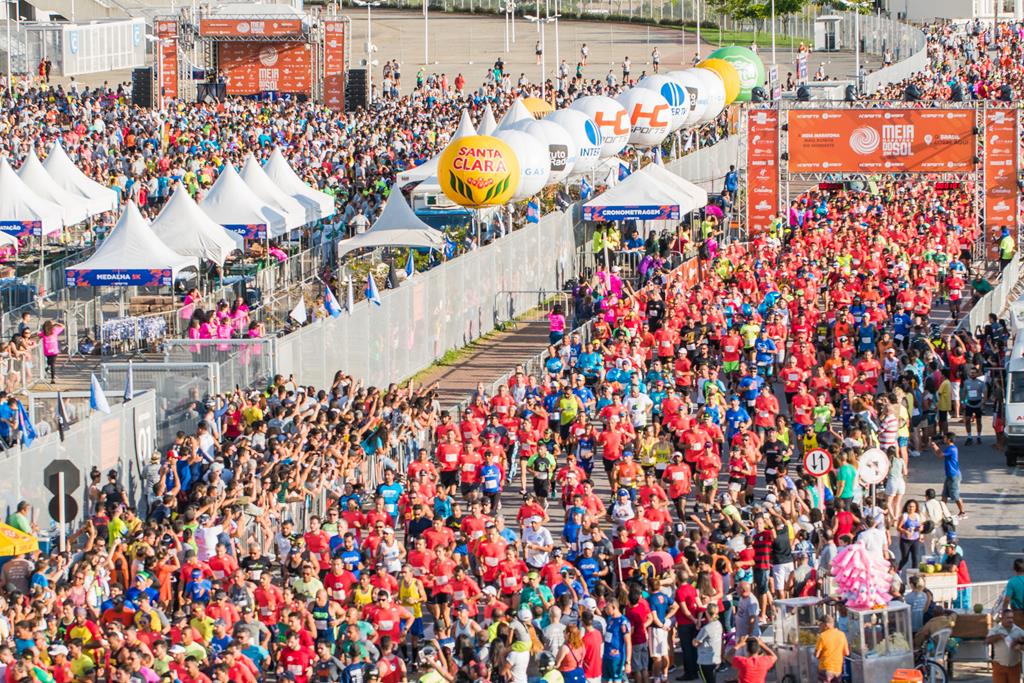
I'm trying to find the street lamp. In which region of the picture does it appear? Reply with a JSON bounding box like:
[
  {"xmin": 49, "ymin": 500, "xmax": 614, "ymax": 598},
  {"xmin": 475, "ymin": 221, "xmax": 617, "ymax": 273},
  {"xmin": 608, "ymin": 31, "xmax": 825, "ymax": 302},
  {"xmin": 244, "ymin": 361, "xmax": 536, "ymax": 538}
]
[
  {"xmin": 836, "ymin": 0, "xmax": 869, "ymax": 94},
  {"xmin": 423, "ymin": 0, "xmax": 428, "ymax": 66},
  {"xmin": 523, "ymin": 13, "xmax": 555, "ymax": 99},
  {"xmin": 499, "ymin": 0, "xmax": 516, "ymax": 52},
  {"xmin": 353, "ymin": 0, "xmax": 381, "ymax": 103}
]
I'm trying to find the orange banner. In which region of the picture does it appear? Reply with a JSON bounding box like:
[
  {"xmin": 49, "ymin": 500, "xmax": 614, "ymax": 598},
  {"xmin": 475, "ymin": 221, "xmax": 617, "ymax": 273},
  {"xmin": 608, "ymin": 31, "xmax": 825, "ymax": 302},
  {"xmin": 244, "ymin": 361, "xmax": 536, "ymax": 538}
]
[
  {"xmin": 323, "ymin": 20, "xmax": 346, "ymax": 112},
  {"xmin": 787, "ymin": 109, "xmax": 977, "ymax": 173},
  {"xmin": 984, "ymin": 107, "xmax": 1018, "ymax": 259},
  {"xmin": 747, "ymin": 108, "xmax": 778, "ymax": 233},
  {"xmin": 199, "ymin": 18, "xmax": 303, "ymax": 37},
  {"xmin": 218, "ymin": 42, "xmax": 312, "ymax": 95},
  {"xmin": 155, "ymin": 19, "xmax": 177, "ymax": 101}
]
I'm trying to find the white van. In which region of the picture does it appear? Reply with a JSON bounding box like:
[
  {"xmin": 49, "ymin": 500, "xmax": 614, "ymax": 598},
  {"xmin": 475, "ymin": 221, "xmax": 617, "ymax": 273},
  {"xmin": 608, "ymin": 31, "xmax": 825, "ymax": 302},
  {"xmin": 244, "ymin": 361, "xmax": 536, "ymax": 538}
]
[{"xmin": 1003, "ymin": 301, "xmax": 1024, "ymax": 465}]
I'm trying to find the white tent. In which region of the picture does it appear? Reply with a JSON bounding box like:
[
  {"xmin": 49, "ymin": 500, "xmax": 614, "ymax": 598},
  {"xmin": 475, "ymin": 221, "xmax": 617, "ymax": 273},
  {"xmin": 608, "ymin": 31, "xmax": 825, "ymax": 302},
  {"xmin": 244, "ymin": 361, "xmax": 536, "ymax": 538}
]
[
  {"xmin": 151, "ymin": 183, "xmax": 243, "ymax": 265},
  {"xmin": 497, "ymin": 98, "xmax": 533, "ymax": 130},
  {"xmin": 42, "ymin": 142, "xmax": 118, "ymax": 215},
  {"xmin": 17, "ymin": 149, "xmax": 92, "ymax": 226},
  {"xmin": 337, "ymin": 186, "xmax": 444, "ymax": 257},
  {"xmin": 477, "ymin": 103, "xmax": 498, "ymax": 136},
  {"xmin": 240, "ymin": 154, "xmax": 306, "ymax": 232},
  {"xmin": 396, "ymin": 110, "xmax": 478, "ymax": 189},
  {"xmin": 200, "ymin": 163, "xmax": 287, "ymax": 240},
  {"xmin": 65, "ymin": 202, "xmax": 197, "ymax": 286},
  {"xmin": 0, "ymin": 158, "xmax": 65, "ymax": 237},
  {"xmin": 643, "ymin": 163, "xmax": 710, "ymax": 209},
  {"xmin": 263, "ymin": 148, "xmax": 336, "ymax": 224},
  {"xmin": 582, "ymin": 164, "xmax": 703, "ymax": 222}
]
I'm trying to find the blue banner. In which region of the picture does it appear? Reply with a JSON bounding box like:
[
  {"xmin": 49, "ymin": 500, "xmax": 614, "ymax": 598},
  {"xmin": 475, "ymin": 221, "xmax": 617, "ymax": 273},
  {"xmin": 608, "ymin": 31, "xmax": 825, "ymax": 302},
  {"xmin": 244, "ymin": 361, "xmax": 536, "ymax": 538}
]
[
  {"xmin": 582, "ymin": 205, "xmax": 679, "ymax": 222},
  {"xmin": 66, "ymin": 268, "xmax": 173, "ymax": 287},
  {"xmin": 222, "ymin": 223, "xmax": 267, "ymax": 240},
  {"xmin": 0, "ymin": 220, "xmax": 41, "ymax": 237}
]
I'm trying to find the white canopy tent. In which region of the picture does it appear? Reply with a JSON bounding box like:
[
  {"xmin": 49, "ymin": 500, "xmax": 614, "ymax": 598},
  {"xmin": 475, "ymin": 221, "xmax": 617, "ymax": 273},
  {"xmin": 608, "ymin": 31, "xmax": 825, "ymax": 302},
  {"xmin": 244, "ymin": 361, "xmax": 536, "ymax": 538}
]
[
  {"xmin": 0, "ymin": 158, "xmax": 65, "ymax": 237},
  {"xmin": 581, "ymin": 164, "xmax": 705, "ymax": 222},
  {"xmin": 477, "ymin": 103, "xmax": 498, "ymax": 136},
  {"xmin": 17, "ymin": 149, "xmax": 92, "ymax": 226},
  {"xmin": 336, "ymin": 186, "xmax": 444, "ymax": 257},
  {"xmin": 396, "ymin": 109, "xmax": 478, "ymax": 189},
  {"xmin": 496, "ymin": 98, "xmax": 533, "ymax": 130},
  {"xmin": 643, "ymin": 163, "xmax": 710, "ymax": 209},
  {"xmin": 240, "ymin": 154, "xmax": 307, "ymax": 232},
  {"xmin": 200, "ymin": 163, "xmax": 287, "ymax": 240},
  {"xmin": 65, "ymin": 202, "xmax": 198, "ymax": 286},
  {"xmin": 42, "ymin": 142, "xmax": 118, "ymax": 216},
  {"xmin": 263, "ymin": 148, "xmax": 336, "ymax": 224},
  {"xmin": 151, "ymin": 183, "xmax": 243, "ymax": 265}
]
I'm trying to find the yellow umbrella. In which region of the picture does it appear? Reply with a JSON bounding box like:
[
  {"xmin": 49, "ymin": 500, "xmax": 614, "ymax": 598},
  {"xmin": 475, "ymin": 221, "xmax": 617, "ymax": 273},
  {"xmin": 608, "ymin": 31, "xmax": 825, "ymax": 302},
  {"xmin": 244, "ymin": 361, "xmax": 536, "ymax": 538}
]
[
  {"xmin": 522, "ymin": 96, "xmax": 555, "ymax": 118},
  {"xmin": 0, "ymin": 523, "xmax": 38, "ymax": 556}
]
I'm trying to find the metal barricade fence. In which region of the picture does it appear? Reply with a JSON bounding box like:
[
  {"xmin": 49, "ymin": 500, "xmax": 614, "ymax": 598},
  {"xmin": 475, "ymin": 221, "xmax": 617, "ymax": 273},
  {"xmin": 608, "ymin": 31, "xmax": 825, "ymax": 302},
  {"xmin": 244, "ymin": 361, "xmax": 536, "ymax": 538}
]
[
  {"xmin": 27, "ymin": 391, "xmax": 125, "ymax": 433},
  {"xmin": 959, "ymin": 253, "xmax": 1020, "ymax": 334},
  {"xmin": 162, "ymin": 339, "xmax": 277, "ymax": 393}
]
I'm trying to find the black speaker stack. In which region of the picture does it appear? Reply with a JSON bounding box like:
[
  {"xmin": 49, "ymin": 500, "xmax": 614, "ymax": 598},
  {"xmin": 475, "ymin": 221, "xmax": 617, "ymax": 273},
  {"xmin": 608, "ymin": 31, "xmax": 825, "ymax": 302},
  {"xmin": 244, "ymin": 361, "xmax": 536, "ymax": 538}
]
[
  {"xmin": 345, "ymin": 68, "xmax": 367, "ymax": 112},
  {"xmin": 131, "ymin": 67, "xmax": 154, "ymax": 108}
]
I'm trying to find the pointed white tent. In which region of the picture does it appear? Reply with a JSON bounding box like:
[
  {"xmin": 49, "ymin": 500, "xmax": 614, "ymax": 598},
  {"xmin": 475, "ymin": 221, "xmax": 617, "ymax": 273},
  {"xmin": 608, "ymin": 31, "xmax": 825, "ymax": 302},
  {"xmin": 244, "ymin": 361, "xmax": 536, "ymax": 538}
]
[
  {"xmin": 643, "ymin": 163, "xmax": 709, "ymax": 210},
  {"xmin": 263, "ymin": 148, "xmax": 336, "ymax": 224},
  {"xmin": 17, "ymin": 149, "xmax": 92, "ymax": 226},
  {"xmin": 496, "ymin": 98, "xmax": 533, "ymax": 130},
  {"xmin": 151, "ymin": 183, "xmax": 243, "ymax": 265},
  {"xmin": 581, "ymin": 164, "xmax": 704, "ymax": 222},
  {"xmin": 65, "ymin": 202, "xmax": 198, "ymax": 287},
  {"xmin": 0, "ymin": 158, "xmax": 65, "ymax": 237},
  {"xmin": 477, "ymin": 103, "xmax": 498, "ymax": 136},
  {"xmin": 396, "ymin": 109, "xmax": 478, "ymax": 189},
  {"xmin": 42, "ymin": 142, "xmax": 118, "ymax": 215},
  {"xmin": 336, "ymin": 186, "xmax": 444, "ymax": 257},
  {"xmin": 200, "ymin": 163, "xmax": 287, "ymax": 240},
  {"xmin": 240, "ymin": 154, "xmax": 306, "ymax": 232}
]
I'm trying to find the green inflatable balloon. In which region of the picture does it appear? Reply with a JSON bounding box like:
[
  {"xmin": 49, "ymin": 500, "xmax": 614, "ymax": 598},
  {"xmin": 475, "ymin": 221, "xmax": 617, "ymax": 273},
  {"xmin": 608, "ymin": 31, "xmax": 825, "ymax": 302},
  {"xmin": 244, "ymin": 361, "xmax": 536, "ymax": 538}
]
[{"xmin": 709, "ymin": 46, "xmax": 766, "ymax": 102}]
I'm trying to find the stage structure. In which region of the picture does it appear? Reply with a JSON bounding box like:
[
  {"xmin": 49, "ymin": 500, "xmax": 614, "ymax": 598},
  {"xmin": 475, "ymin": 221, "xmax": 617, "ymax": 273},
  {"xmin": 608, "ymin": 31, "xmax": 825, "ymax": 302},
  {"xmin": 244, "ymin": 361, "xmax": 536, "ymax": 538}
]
[
  {"xmin": 154, "ymin": 7, "xmax": 351, "ymax": 111},
  {"xmin": 746, "ymin": 102, "xmax": 1020, "ymax": 261}
]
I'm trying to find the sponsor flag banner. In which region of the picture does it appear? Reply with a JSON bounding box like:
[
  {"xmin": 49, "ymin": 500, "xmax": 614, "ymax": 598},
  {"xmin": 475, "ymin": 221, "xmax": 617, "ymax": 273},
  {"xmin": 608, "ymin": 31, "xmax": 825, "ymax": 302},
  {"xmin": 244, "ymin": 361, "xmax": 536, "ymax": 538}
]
[
  {"xmin": 218, "ymin": 42, "xmax": 312, "ymax": 95},
  {"xmin": 0, "ymin": 220, "xmax": 41, "ymax": 237},
  {"xmin": 155, "ymin": 19, "xmax": 178, "ymax": 100},
  {"xmin": 199, "ymin": 18, "xmax": 303, "ymax": 37},
  {"xmin": 582, "ymin": 205, "xmax": 679, "ymax": 222},
  {"xmin": 222, "ymin": 223, "xmax": 267, "ymax": 240},
  {"xmin": 66, "ymin": 269, "xmax": 173, "ymax": 287},
  {"xmin": 985, "ymin": 107, "xmax": 1018, "ymax": 260},
  {"xmin": 323, "ymin": 21, "xmax": 347, "ymax": 112},
  {"xmin": 747, "ymin": 107, "xmax": 778, "ymax": 234},
  {"xmin": 786, "ymin": 109, "xmax": 976, "ymax": 173}
]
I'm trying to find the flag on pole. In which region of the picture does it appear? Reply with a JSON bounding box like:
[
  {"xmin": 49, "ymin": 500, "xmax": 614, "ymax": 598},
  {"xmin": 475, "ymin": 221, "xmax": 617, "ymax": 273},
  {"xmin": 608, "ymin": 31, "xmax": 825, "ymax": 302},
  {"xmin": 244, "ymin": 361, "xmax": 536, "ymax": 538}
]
[
  {"xmin": 17, "ymin": 401, "xmax": 35, "ymax": 448},
  {"xmin": 56, "ymin": 392, "xmax": 69, "ymax": 442},
  {"xmin": 654, "ymin": 146, "xmax": 664, "ymax": 166},
  {"xmin": 324, "ymin": 284, "xmax": 343, "ymax": 318},
  {"xmin": 366, "ymin": 273, "xmax": 382, "ymax": 307},
  {"xmin": 346, "ymin": 276, "xmax": 355, "ymax": 314},
  {"xmin": 618, "ymin": 161, "xmax": 631, "ymax": 181},
  {"xmin": 671, "ymin": 133, "xmax": 679, "ymax": 160},
  {"xmin": 526, "ymin": 198, "xmax": 541, "ymax": 224},
  {"xmin": 405, "ymin": 253, "xmax": 415, "ymax": 279},
  {"xmin": 580, "ymin": 176, "xmax": 593, "ymax": 201},
  {"xmin": 289, "ymin": 297, "xmax": 308, "ymax": 325},
  {"xmin": 90, "ymin": 373, "xmax": 111, "ymax": 415},
  {"xmin": 123, "ymin": 361, "xmax": 135, "ymax": 402}
]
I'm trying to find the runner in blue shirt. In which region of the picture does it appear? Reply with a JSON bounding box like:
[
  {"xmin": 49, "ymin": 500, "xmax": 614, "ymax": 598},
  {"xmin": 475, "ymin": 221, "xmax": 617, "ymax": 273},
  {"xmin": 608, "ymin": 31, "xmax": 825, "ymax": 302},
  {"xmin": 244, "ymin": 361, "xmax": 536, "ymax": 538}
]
[
  {"xmin": 602, "ymin": 600, "xmax": 632, "ymax": 682},
  {"xmin": 724, "ymin": 396, "xmax": 752, "ymax": 443}
]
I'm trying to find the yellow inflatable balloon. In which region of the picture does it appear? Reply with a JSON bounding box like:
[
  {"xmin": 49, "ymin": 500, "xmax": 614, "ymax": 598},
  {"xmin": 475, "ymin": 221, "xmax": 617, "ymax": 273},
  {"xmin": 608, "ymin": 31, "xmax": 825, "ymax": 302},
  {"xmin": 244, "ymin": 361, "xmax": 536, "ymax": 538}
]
[
  {"xmin": 438, "ymin": 135, "xmax": 520, "ymax": 208},
  {"xmin": 698, "ymin": 58, "xmax": 741, "ymax": 105}
]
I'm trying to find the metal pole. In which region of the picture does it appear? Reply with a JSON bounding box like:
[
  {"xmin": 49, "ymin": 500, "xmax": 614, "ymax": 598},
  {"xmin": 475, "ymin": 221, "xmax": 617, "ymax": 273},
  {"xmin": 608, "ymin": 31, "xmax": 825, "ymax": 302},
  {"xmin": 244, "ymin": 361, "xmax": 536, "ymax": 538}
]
[
  {"xmin": 695, "ymin": 0, "xmax": 701, "ymax": 60},
  {"xmin": 855, "ymin": 9, "xmax": 860, "ymax": 93},
  {"xmin": 771, "ymin": 0, "xmax": 776, "ymax": 67},
  {"xmin": 424, "ymin": 0, "xmax": 428, "ymax": 65},
  {"xmin": 5, "ymin": 2, "xmax": 10, "ymax": 90},
  {"xmin": 367, "ymin": 3, "xmax": 373, "ymax": 102},
  {"xmin": 540, "ymin": 19, "xmax": 545, "ymax": 98},
  {"xmin": 504, "ymin": 4, "xmax": 509, "ymax": 52},
  {"xmin": 553, "ymin": 15, "xmax": 559, "ymax": 94}
]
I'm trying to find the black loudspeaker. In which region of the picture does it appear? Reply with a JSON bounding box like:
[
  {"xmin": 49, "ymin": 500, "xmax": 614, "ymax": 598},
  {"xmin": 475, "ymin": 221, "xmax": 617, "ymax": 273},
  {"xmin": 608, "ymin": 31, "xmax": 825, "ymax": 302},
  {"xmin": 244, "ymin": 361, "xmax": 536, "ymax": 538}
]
[
  {"xmin": 904, "ymin": 84, "xmax": 922, "ymax": 101},
  {"xmin": 196, "ymin": 82, "xmax": 226, "ymax": 102},
  {"xmin": 950, "ymin": 82, "xmax": 964, "ymax": 102},
  {"xmin": 345, "ymin": 68, "xmax": 367, "ymax": 112},
  {"xmin": 131, "ymin": 67, "xmax": 154, "ymax": 108},
  {"xmin": 1000, "ymin": 84, "xmax": 1013, "ymax": 102},
  {"xmin": 844, "ymin": 84, "xmax": 857, "ymax": 102},
  {"xmin": 796, "ymin": 85, "xmax": 811, "ymax": 102},
  {"xmin": 750, "ymin": 87, "xmax": 767, "ymax": 102}
]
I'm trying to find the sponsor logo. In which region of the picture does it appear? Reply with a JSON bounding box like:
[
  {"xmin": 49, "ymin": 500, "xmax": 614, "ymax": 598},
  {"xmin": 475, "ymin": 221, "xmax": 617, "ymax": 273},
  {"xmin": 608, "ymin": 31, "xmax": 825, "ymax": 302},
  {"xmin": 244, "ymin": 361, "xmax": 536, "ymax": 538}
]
[{"xmin": 849, "ymin": 126, "xmax": 880, "ymax": 155}]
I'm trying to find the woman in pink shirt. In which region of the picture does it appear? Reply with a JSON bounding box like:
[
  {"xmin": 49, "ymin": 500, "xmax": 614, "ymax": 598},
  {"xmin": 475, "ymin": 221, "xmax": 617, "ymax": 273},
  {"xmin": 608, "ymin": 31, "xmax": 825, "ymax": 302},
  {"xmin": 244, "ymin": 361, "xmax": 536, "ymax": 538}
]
[
  {"xmin": 548, "ymin": 303, "xmax": 566, "ymax": 345},
  {"xmin": 40, "ymin": 320, "xmax": 64, "ymax": 383}
]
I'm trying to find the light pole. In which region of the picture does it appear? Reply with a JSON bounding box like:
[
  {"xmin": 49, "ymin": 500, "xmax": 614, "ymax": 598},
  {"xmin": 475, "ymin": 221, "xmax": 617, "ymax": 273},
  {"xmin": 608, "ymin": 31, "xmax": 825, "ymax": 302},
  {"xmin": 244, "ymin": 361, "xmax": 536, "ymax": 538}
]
[
  {"xmin": 5, "ymin": 0, "xmax": 12, "ymax": 91},
  {"xmin": 837, "ymin": 0, "xmax": 869, "ymax": 93},
  {"xmin": 423, "ymin": 0, "xmax": 428, "ymax": 66},
  {"xmin": 770, "ymin": 0, "xmax": 776, "ymax": 68},
  {"xmin": 353, "ymin": 0, "xmax": 381, "ymax": 103},
  {"xmin": 524, "ymin": 14, "xmax": 555, "ymax": 98}
]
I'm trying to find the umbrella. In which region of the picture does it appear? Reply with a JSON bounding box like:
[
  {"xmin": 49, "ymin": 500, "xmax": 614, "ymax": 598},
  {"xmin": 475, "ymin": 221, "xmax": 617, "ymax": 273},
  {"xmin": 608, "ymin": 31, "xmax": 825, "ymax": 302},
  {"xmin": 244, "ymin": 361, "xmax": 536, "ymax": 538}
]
[
  {"xmin": 0, "ymin": 523, "xmax": 38, "ymax": 556},
  {"xmin": 522, "ymin": 96, "xmax": 555, "ymax": 118}
]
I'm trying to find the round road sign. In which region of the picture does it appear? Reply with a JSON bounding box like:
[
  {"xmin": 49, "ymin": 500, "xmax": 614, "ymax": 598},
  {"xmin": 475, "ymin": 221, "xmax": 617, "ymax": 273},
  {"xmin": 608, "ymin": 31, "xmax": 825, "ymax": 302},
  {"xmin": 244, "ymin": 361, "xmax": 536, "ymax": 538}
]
[
  {"xmin": 857, "ymin": 447, "xmax": 890, "ymax": 486},
  {"xmin": 803, "ymin": 448, "xmax": 833, "ymax": 477}
]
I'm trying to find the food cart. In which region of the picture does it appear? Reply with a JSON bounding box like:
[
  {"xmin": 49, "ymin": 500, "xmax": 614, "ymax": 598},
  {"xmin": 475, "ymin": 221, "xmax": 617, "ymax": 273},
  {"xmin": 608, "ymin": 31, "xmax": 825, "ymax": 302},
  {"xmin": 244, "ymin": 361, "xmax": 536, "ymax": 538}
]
[
  {"xmin": 846, "ymin": 603, "xmax": 914, "ymax": 683},
  {"xmin": 773, "ymin": 597, "xmax": 828, "ymax": 683}
]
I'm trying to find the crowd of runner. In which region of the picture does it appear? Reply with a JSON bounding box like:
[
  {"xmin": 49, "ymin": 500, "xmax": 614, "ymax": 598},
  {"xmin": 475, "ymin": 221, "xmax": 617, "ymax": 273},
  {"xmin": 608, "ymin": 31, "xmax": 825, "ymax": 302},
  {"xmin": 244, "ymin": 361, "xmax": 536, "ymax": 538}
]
[{"xmin": 1, "ymin": 17, "xmax": 1022, "ymax": 683}]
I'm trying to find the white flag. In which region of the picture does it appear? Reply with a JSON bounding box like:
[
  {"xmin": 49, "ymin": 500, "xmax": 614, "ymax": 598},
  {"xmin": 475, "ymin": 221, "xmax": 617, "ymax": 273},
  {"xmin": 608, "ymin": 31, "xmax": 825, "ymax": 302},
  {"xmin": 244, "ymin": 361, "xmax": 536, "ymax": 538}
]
[
  {"xmin": 90, "ymin": 373, "xmax": 111, "ymax": 415},
  {"xmin": 289, "ymin": 297, "xmax": 308, "ymax": 325}
]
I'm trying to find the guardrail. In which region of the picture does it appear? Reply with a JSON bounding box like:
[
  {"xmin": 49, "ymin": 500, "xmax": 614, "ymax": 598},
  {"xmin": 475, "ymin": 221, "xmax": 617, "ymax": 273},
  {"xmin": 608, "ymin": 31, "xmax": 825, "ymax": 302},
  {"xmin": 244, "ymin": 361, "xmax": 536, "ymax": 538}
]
[{"xmin": 959, "ymin": 253, "xmax": 1020, "ymax": 334}]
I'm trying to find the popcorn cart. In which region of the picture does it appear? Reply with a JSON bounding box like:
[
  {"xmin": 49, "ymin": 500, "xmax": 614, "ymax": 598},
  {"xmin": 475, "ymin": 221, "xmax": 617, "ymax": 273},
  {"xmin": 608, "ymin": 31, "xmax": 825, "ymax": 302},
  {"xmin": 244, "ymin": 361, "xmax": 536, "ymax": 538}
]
[
  {"xmin": 773, "ymin": 597, "xmax": 828, "ymax": 683},
  {"xmin": 846, "ymin": 603, "xmax": 914, "ymax": 683}
]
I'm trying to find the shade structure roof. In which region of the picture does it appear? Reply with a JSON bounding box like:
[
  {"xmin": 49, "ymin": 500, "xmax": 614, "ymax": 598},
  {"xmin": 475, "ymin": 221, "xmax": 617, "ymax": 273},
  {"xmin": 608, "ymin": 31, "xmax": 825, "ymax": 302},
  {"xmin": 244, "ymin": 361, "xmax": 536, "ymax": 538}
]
[
  {"xmin": 41, "ymin": 142, "xmax": 118, "ymax": 215},
  {"xmin": 0, "ymin": 158, "xmax": 65, "ymax": 237},
  {"xmin": 17, "ymin": 148, "xmax": 93, "ymax": 226},
  {"xmin": 263, "ymin": 147, "xmax": 336, "ymax": 224},
  {"xmin": 151, "ymin": 183, "xmax": 243, "ymax": 265},
  {"xmin": 199, "ymin": 163, "xmax": 287, "ymax": 240},
  {"xmin": 65, "ymin": 202, "xmax": 198, "ymax": 287},
  {"xmin": 336, "ymin": 185, "xmax": 444, "ymax": 257},
  {"xmin": 240, "ymin": 153, "xmax": 307, "ymax": 232},
  {"xmin": 582, "ymin": 164, "xmax": 706, "ymax": 222}
]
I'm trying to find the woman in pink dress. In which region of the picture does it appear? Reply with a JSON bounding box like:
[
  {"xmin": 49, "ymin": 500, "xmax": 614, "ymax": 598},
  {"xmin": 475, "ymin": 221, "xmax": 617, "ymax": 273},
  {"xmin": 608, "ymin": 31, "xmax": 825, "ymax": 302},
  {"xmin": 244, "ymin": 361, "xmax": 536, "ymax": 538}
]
[
  {"xmin": 230, "ymin": 296, "xmax": 250, "ymax": 335},
  {"xmin": 180, "ymin": 287, "xmax": 201, "ymax": 325},
  {"xmin": 215, "ymin": 318, "xmax": 233, "ymax": 353},
  {"xmin": 40, "ymin": 319, "xmax": 64, "ymax": 383}
]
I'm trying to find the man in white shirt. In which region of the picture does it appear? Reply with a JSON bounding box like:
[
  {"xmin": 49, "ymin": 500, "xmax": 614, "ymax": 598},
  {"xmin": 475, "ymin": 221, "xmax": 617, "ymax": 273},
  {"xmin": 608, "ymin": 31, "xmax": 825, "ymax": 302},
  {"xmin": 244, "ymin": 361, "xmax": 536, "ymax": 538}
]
[
  {"xmin": 986, "ymin": 608, "xmax": 1024, "ymax": 682},
  {"xmin": 523, "ymin": 516, "xmax": 553, "ymax": 569}
]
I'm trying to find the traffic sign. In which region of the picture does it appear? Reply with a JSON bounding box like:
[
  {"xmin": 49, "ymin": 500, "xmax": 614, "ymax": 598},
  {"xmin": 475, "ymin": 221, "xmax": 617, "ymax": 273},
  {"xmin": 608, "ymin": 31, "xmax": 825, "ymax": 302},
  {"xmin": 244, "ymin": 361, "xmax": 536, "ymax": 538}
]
[
  {"xmin": 857, "ymin": 447, "xmax": 890, "ymax": 486},
  {"xmin": 803, "ymin": 448, "xmax": 833, "ymax": 477}
]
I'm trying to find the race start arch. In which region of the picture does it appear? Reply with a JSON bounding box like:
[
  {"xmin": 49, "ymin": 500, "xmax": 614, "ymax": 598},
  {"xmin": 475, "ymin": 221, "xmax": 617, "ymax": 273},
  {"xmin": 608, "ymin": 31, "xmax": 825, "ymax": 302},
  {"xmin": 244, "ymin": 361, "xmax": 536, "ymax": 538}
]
[{"xmin": 746, "ymin": 103, "xmax": 1020, "ymax": 261}]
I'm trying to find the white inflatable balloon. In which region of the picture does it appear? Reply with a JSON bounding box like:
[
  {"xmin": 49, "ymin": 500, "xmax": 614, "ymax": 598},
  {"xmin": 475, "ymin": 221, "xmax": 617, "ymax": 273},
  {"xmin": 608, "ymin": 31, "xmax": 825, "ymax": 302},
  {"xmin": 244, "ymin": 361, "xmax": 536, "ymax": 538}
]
[
  {"xmin": 666, "ymin": 70, "xmax": 707, "ymax": 127},
  {"xmin": 494, "ymin": 129, "xmax": 549, "ymax": 200},
  {"xmin": 546, "ymin": 108, "xmax": 603, "ymax": 177},
  {"xmin": 570, "ymin": 95, "xmax": 630, "ymax": 159},
  {"xmin": 688, "ymin": 68, "xmax": 726, "ymax": 123},
  {"xmin": 615, "ymin": 88, "xmax": 672, "ymax": 148},
  {"xmin": 511, "ymin": 118, "xmax": 578, "ymax": 185},
  {"xmin": 637, "ymin": 75, "xmax": 691, "ymax": 133}
]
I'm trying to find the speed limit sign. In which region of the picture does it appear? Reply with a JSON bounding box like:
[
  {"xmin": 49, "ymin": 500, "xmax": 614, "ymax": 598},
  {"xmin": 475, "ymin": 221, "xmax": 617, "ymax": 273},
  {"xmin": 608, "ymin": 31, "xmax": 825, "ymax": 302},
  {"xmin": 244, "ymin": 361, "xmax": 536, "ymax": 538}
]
[{"xmin": 803, "ymin": 448, "xmax": 833, "ymax": 478}]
